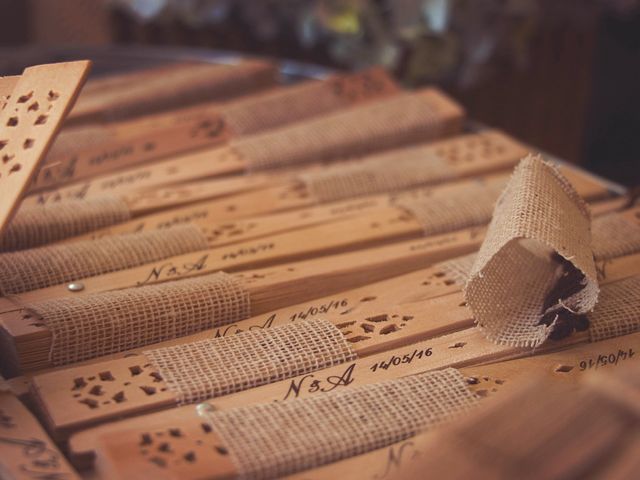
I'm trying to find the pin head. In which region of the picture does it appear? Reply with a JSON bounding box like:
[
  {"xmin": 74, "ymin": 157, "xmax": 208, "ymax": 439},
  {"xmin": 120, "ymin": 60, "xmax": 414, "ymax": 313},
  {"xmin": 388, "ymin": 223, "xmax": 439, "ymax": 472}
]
[{"xmin": 67, "ymin": 282, "xmax": 85, "ymax": 292}]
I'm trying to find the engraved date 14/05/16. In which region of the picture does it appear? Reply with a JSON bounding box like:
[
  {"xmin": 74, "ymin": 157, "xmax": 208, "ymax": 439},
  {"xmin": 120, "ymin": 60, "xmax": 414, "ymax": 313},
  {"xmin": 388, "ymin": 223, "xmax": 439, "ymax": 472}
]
[
  {"xmin": 370, "ymin": 348, "xmax": 432, "ymax": 373},
  {"xmin": 579, "ymin": 348, "xmax": 635, "ymax": 371}
]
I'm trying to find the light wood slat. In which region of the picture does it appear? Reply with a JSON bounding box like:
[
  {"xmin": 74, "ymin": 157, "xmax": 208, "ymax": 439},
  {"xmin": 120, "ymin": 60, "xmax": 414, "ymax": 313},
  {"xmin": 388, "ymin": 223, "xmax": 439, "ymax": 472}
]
[
  {"xmin": 25, "ymin": 252, "xmax": 640, "ymax": 442},
  {"xmin": 88, "ymin": 331, "xmax": 640, "ymax": 478},
  {"xmin": 0, "ymin": 224, "xmax": 487, "ymax": 376},
  {"xmin": 282, "ymin": 339, "xmax": 640, "ymax": 480},
  {"xmin": 0, "ymin": 62, "xmax": 90, "ymax": 239},
  {"xmin": 0, "ymin": 76, "xmax": 19, "ymax": 109},
  {"xmin": 22, "ymin": 88, "xmax": 463, "ymax": 207},
  {"xmin": 0, "ymin": 390, "xmax": 81, "ymax": 479},
  {"xmin": 30, "ymin": 67, "xmax": 399, "ymax": 192},
  {"xmin": 66, "ymin": 60, "xmax": 276, "ymax": 125},
  {"xmin": 0, "ymin": 196, "xmax": 634, "ymax": 376},
  {"xmin": 58, "ymin": 129, "xmax": 528, "ymax": 234},
  {"xmin": 3, "ymin": 167, "xmax": 612, "ymax": 310}
]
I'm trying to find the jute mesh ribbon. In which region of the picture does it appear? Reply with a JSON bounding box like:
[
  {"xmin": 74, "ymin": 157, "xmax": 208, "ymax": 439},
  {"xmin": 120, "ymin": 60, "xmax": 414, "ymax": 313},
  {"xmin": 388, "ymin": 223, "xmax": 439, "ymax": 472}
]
[
  {"xmin": 592, "ymin": 213, "xmax": 640, "ymax": 261},
  {"xmin": 394, "ymin": 180, "xmax": 505, "ymax": 236},
  {"xmin": 437, "ymin": 253, "xmax": 478, "ymax": 286},
  {"xmin": 0, "ymin": 196, "xmax": 131, "ymax": 252},
  {"xmin": 589, "ymin": 276, "xmax": 640, "ymax": 342},
  {"xmin": 0, "ymin": 224, "xmax": 207, "ymax": 294},
  {"xmin": 146, "ymin": 318, "xmax": 356, "ymax": 405},
  {"xmin": 47, "ymin": 125, "xmax": 115, "ymax": 159},
  {"xmin": 27, "ymin": 272, "xmax": 250, "ymax": 365},
  {"xmin": 465, "ymin": 156, "xmax": 599, "ymax": 347},
  {"xmin": 299, "ymin": 148, "xmax": 453, "ymax": 202},
  {"xmin": 234, "ymin": 91, "xmax": 456, "ymax": 171},
  {"xmin": 222, "ymin": 69, "xmax": 396, "ymax": 136},
  {"xmin": 200, "ymin": 368, "xmax": 477, "ymax": 480}
]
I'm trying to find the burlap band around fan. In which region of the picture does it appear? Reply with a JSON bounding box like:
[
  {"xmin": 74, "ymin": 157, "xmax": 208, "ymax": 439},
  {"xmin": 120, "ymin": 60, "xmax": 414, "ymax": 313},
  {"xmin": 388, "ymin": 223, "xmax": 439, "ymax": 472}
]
[
  {"xmin": 0, "ymin": 224, "xmax": 208, "ymax": 295},
  {"xmin": 394, "ymin": 179, "xmax": 505, "ymax": 236},
  {"xmin": 430, "ymin": 212, "xmax": 640, "ymax": 292},
  {"xmin": 234, "ymin": 89, "xmax": 462, "ymax": 171},
  {"xmin": 26, "ymin": 271, "xmax": 250, "ymax": 365},
  {"xmin": 198, "ymin": 368, "xmax": 477, "ymax": 480},
  {"xmin": 592, "ymin": 213, "xmax": 640, "ymax": 261},
  {"xmin": 0, "ymin": 196, "xmax": 131, "ymax": 252},
  {"xmin": 222, "ymin": 68, "xmax": 398, "ymax": 136},
  {"xmin": 145, "ymin": 318, "xmax": 356, "ymax": 405},
  {"xmin": 299, "ymin": 148, "xmax": 453, "ymax": 202},
  {"xmin": 465, "ymin": 155, "xmax": 599, "ymax": 347},
  {"xmin": 589, "ymin": 275, "xmax": 640, "ymax": 342}
]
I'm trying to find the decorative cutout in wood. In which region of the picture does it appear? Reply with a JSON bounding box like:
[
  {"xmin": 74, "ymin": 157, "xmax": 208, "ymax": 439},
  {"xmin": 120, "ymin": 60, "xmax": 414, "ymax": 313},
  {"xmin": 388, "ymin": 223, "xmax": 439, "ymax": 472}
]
[
  {"xmin": 98, "ymin": 416, "xmax": 237, "ymax": 479},
  {"xmin": 0, "ymin": 76, "xmax": 19, "ymax": 111},
  {"xmin": 0, "ymin": 61, "xmax": 90, "ymax": 238}
]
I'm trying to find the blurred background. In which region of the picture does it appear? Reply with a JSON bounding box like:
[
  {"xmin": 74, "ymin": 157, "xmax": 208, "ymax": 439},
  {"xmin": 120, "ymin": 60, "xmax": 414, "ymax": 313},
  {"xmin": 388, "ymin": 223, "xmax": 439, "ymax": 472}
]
[{"xmin": 1, "ymin": 0, "xmax": 639, "ymax": 185}]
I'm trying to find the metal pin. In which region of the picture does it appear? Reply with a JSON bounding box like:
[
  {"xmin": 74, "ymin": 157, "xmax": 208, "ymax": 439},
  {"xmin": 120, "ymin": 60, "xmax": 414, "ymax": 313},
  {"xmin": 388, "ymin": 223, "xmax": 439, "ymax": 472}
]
[{"xmin": 67, "ymin": 282, "xmax": 85, "ymax": 292}]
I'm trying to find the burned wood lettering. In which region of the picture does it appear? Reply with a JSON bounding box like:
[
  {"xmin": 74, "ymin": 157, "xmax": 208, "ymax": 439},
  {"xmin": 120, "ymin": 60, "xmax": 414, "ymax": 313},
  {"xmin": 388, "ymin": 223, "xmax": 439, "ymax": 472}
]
[
  {"xmin": 369, "ymin": 347, "xmax": 432, "ymax": 373},
  {"xmin": 330, "ymin": 70, "xmax": 391, "ymax": 102},
  {"xmin": 137, "ymin": 255, "xmax": 208, "ymax": 286},
  {"xmin": 214, "ymin": 313, "xmax": 276, "ymax": 338},
  {"xmin": 0, "ymin": 408, "xmax": 69, "ymax": 480},
  {"xmin": 189, "ymin": 117, "xmax": 226, "ymax": 139},
  {"xmin": 282, "ymin": 363, "xmax": 356, "ymax": 400},
  {"xmin": 35, "ymin": 156, "xmax": 78, "ymax": 185},
  {"xmin": 0, "ymin": 435, "xmax": 70, "ymax": 479},
  {"xmin": 99, "ymin": 170, "xmax": 152, "ymax": 191},
  {"xmin": 373, "ymin": 441, "xmax": 420, "ymax": 480},
  {"xmin": 579, "ymin": 348, "xmax": 635, "ymax": 371},
  {"xmin": 220, "ymin": 242, "xmax": 275, "ymax": 261},
  {"xmin": 156, "ymin": 210, "xmax": 210, "ymax": 230},
  {"xmin": 34, "ymin": 182, "xmax": 91, "ymax": 204},
  {"xmin": 288, "ymin": 298, "xmax": 350, "ymax": 322},
  {"xmin": 328, "ymin": 199, "xmax": 380, "ymax": 216}
]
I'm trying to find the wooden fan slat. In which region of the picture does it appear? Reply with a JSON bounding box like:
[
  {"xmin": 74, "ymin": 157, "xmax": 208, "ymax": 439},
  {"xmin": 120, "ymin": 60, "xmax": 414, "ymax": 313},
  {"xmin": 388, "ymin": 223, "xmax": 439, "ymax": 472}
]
[
  {"xmin": 90, "ymin": 331, "xmax": 640, "ymax": 479},
  {"xmin": 0, "ymin": 390, "xmax": 81, "ymax": 479},
  {"xmin": 0, "ymin": 62, "xmax": 90, "ymax": 238},
  {"xmin": 24, "ymin": 252, "xmax": 640, "ymax": 441}
]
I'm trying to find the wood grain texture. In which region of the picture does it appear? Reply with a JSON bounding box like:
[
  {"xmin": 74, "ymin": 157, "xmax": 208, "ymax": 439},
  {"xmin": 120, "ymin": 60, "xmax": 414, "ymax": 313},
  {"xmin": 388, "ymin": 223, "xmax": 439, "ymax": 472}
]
[
  {"xmin": 88, "ymin": 332, "xmax": 640, "ymax": 479},
  {"xmin": 282, "ymin": 334, "xmax": 640, "ymax": 480},
  {"xmin": 0, "ymin": 391, "xmax": 80, "ymax": 479},
  {"xmin": 0, "ymin": 75, "xmax": 19, "ymax": 108},
  {"xmin": 0, "ymin": 61, "xmax": 90, "ymax": 239},
  {"xmin": 24, "ymin": 251, "xmax": 640, "ymax": 442},
  {"xmin": 22, "ymin": 87, "xmax": 464, "ymax": 207},
  {"xmin": 31, "ymin": 67, "xmax": 399, "ymax": 191}
]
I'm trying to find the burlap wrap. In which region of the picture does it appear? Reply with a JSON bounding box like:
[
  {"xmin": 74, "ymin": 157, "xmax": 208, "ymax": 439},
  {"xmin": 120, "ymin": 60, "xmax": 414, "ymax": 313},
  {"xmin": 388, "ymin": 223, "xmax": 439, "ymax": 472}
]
[
  {"xmin": 146, "ymin": 318, "xmax": 356, "ymax": 405},
  {"xmin": 199, "ymin": 368, "xmax": 477, "ymax": 480},
  {"xmin": 0, "ymin": 196, "xmax": 131, "ymax": 252},
  {"xmin": 299, "ymin": 148, "xmax": 452, "ymax": 202},
  {"xmin": 28, "ymin": 272, "xmax": 250, "ymax": 365},
  {"xmin": 592, "ymin": 213, "xmax": 640, "ymax": 261},
  {"xmin": 465, "ymin": 156, "xmax": 599, "ymax": 347},
  {"xmin": 589, "ymin": 276, "xmax": 640, "ymax": 342},
  {"xmin": 47, "ymin": 125, "xmax": 115, "ymax": 159},
  {"xmin": 437, "ymin": 253, "xmax": 478, "ymax": 286},
  {"xmin": 395, "ymin": 180, "xmax": 505, "ymax": 236},
  {"xmin": 223, "ymin": 68, "xmax": 397, "ymax": 136},
  {"xmin": 0, "ymin": 224, "xmax": 207, "ymax": 294},
  {"xmin": 234, "ymin": 90, "xmax": 459, "ymax": 171}
]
